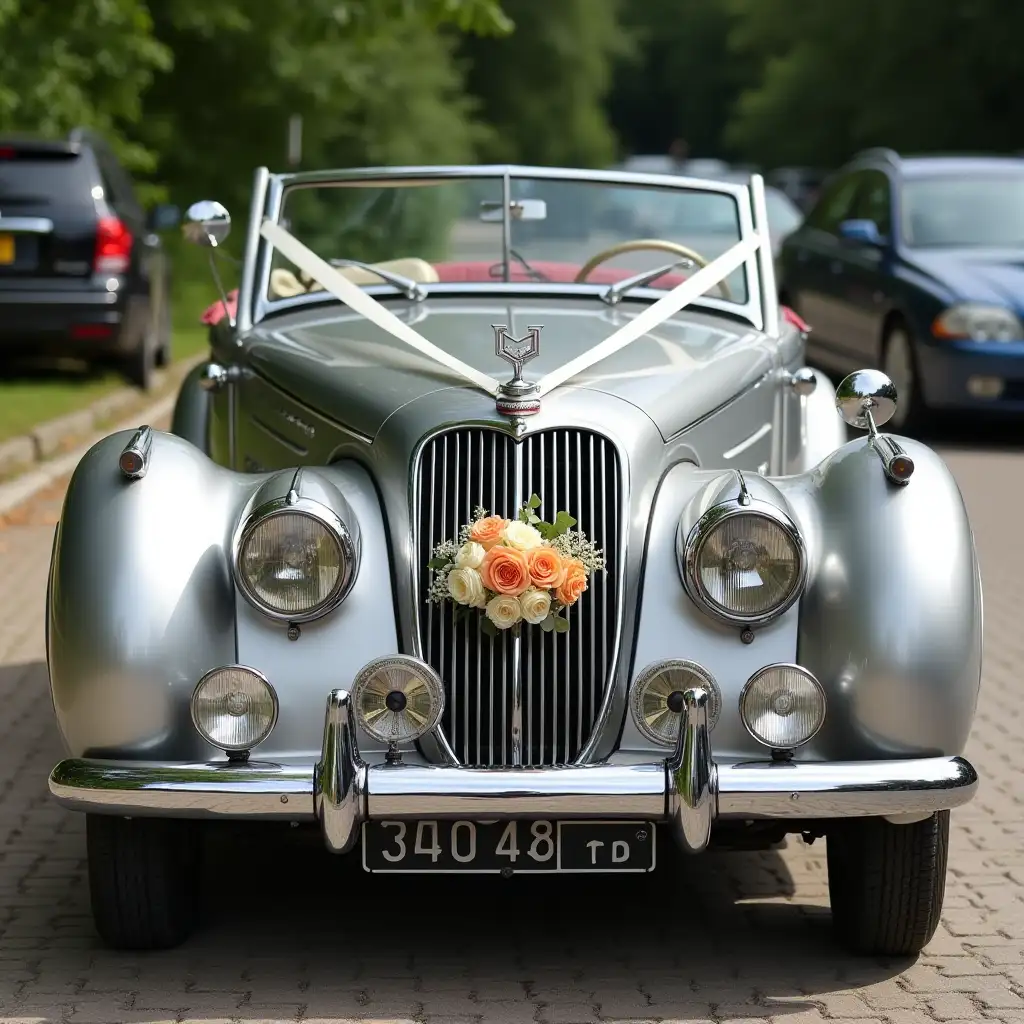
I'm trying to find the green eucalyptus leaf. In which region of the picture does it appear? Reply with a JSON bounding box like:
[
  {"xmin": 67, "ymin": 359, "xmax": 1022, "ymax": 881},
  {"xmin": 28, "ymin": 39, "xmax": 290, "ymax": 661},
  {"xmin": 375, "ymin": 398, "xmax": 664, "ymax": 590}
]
[
  {"xmin": 539, "ymin": 614, "xmax": 555, "ymax": 632},
  {"xmin": 553, "ymin": 615, "xmax": 570, "ymax": 633},
  {"xmin": 552, "ymin": 511, "xmax": 577, "ymax": 535},
  {"xmin": 480, "ymin": 617, "xmax": 498, "ymax": 637},
  {"xmin": 529, "ymin": 493, "xmax": 542, "ymax": 509},
  {"xmin": 427, "ymin": 557, "xmax": 451, "ymax": 570}
]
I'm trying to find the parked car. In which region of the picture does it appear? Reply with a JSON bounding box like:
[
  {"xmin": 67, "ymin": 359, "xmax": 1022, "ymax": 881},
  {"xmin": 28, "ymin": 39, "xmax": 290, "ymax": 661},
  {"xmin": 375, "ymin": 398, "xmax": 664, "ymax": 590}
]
[
  {"xmin": 777, "ymin": 149, "xmax": 1024, "ymax": 428},
  {"xmin": 46, "ymin": 164, "xmax": 980, "ymax": 957},
  {"xmin": 0, "ymin": 129, "xmax": 179, "ymax": 388},
  {"xmin": 766, "ymin": 166, "xmax": 830, "ymax": 213}
]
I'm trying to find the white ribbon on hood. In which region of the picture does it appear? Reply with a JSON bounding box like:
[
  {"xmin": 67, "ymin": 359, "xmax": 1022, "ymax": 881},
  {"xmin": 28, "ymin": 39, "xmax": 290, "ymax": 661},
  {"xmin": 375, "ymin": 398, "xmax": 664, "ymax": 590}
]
[{"xmin": 260, "ymin": 218, "xmax": 763, "ymax": 400}]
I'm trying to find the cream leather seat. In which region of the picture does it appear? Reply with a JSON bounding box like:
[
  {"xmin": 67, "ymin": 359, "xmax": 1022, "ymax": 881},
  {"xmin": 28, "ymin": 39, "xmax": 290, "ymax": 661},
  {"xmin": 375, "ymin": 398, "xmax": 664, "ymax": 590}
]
[{"xmin": 269, "ymin": 258, "xmax": 439, "ymax": 299}]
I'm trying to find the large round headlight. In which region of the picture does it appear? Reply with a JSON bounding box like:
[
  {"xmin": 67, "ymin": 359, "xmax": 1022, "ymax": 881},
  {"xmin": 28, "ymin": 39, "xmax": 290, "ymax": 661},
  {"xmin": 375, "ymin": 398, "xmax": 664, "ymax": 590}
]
[
  {"xmin": 681, "ymin": 499, "xmax": 805, "ymax": 626},
  {"xmin": 740, "ymin": 664, "xmax": 825, "ymax": 750},
  {"xmin": 235, "ymin": 497, "xmax": 356, "ymax": 622},
  {"xmin": 630, "ymin": 660, "xmax": 722, "ymax": 745},
  {"xmin": 352, "ymin": 655, "xmax": 445, "ymax": 745},
  {"xmin": 191, "ymin": 666, "xmax": 279, "ymax": 753}
]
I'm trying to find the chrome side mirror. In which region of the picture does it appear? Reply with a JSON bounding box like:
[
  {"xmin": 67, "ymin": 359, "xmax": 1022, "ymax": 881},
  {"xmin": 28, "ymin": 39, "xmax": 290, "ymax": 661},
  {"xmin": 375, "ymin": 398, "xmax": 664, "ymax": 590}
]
[
  {"xmin": 836, "ymin": 369, "xmax": 914, "ymax": 485},
  {"xmin": 835, "ymin": 369, "xmax": 897, "ymax": 430},
  {"xmin": 182, "ymin": 200, "xmax": 231, "ymax": 248}
]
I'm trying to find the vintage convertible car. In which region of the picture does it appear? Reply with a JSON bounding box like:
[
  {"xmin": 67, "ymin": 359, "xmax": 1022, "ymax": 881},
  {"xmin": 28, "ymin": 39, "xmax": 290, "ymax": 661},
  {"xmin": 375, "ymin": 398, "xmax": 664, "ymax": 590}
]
[{"xmin": 45, "ymin": 164, "xmax": 982, "ymax": 954}]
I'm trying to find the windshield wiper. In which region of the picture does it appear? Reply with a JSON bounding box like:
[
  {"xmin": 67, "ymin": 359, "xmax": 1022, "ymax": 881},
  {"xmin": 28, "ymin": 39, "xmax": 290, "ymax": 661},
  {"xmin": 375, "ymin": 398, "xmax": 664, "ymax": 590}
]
[
  {"xmin": 329, "ymin": 258, "xmax": 427, "ymax": 301},
  {"xmin": 599, "ymin": 258, "xmax": 696, "ymax": 306},
  {"xmin": 489, "ymin": 248, "xmax": 549, "ymax": 282}
]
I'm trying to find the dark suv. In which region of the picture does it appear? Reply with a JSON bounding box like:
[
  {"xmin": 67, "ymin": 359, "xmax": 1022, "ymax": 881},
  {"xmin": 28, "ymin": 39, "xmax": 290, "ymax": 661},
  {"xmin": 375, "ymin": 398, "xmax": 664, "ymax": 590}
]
[{"xmin": 0, "ymin": 129, "xmax": 179, "ymax": 388}]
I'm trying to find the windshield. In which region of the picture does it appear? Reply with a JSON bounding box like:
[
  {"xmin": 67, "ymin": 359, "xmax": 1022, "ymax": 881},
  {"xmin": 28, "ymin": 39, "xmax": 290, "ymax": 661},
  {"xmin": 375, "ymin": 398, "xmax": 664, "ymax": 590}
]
[
  {"xmin": 269, "ymin": 174, "xmax": 750, "ymax": 304},
  {"xmin": 903, "ymin": 174, "xmax": 1024, "ymax": 248}
]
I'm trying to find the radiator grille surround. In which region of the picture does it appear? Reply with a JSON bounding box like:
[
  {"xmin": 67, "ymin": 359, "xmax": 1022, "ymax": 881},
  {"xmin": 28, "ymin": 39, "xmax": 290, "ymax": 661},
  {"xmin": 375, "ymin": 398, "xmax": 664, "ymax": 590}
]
[{"xmin": 415, "ymin": 426, "xmax": 622, "ymax": 767}]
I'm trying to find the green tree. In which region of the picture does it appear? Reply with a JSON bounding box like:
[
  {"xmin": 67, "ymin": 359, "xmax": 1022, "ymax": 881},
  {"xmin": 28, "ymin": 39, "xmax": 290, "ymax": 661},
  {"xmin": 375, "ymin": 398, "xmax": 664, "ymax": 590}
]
[
  {"xmin": 724, "ymin": 0, "xmax": 1024, "ymax": 167},
  {"xmin": 0, "ymin": 0, "xmax": 170, "ymax": 175},
  {"xmin": 607, "ymin": 0, "xmax": 754, "ymax": 161},
  {"xmin": 459, "ymin": 0, "xmax": 628, "ymax": 167}
]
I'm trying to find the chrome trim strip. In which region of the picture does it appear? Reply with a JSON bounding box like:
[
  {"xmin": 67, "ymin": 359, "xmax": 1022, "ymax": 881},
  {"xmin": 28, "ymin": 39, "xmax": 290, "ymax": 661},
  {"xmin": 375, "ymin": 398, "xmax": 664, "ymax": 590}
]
[
  {"xmin": 366, "ymin": 763, "xmax": 667, "ymax": 819},
  {"xmin": 48, "ymin": 760, "xmax": 315, "ymax": 818},
  {"xmin": 722, "ymin": 422, "xmax": 772, "ymax": 460},
  {"xmin": 749, "ymin": 173, "xmax": 780, "ymax": 337},
  {"xmin": 0, "ymin": 216, "xmax": 53, "ymax": 233},
  {"xmin": 275, "ymin": 164, "xmax": 753, "ymax": 196},
  {"xmin": 49, "ymin": 742, "xmax": 978, "ymax": 829},
  {"xmin": 237, "ymin": 166, "xmax": 269, "ymax": 336},
  {"xmin": 717, "ymin": 756, "xmax": 979, "ymax": 818}
]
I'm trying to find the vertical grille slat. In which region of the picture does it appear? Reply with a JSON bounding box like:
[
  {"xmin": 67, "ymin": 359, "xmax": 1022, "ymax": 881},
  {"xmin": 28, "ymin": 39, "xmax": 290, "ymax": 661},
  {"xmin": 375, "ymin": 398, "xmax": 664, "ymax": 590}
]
[{"xmin": 416, "ymin": 426, "xmax": 621, "ymax": 767}]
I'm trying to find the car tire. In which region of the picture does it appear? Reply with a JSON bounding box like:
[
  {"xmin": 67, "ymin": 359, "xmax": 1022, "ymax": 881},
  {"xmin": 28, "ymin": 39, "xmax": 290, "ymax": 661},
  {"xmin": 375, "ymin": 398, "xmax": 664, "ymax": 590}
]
[
  {"xmin": 86, "ymin": 814, "xmax": 201, "ymax": 950},
  {"xmin": 124, "ymin": 331, "xmax": 156, "ymax": 390},
  {"xmin": 882, "ymin": 323, "xmax": 927, "ymax": 433},
  {"xmin": 826, "ymin": 811, "xmax": 949, "ymax": 956},
  {"xmin": 154, "ymin": 297, "xmax": 172, "ymax": 368}
]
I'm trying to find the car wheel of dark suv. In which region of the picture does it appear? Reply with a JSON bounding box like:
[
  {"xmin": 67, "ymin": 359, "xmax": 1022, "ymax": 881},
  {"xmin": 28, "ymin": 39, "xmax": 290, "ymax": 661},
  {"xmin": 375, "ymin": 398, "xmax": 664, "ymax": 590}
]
[
  {"xmin": 124, "ymin": 327, "xmax": 157, "ymax": 390},
  {"xmin": 883, "ymin": 322, "xmax": 927, "ymax": 433}
]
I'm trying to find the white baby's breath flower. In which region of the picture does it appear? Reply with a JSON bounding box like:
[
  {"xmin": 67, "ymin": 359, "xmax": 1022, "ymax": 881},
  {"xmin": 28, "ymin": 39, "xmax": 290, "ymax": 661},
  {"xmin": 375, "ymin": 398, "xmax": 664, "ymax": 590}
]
[
  {"xmin": 454, "ymin": 541, "xmax": 485, "ymax": 570},
  {"xmin": 502, "ymin": 520, "xmax": 543, "ymax": 551},
  {"xmin": 519, "ymin": 587, "xmax": 551, "ymax": 625},
  {"xmin": 447, "ymin": 568, "xmax": 486, "ymax": 608},
  {"xmin": 485, "ymin": 593, "xmax": 522, "ymax": 630}
]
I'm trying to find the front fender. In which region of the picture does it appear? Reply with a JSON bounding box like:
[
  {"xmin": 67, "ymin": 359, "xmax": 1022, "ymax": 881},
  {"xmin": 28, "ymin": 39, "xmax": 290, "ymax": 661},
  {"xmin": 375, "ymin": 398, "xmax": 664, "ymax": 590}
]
[
  {"xmin": 778, "ymin": 435, "xmax": 982, "ymax": 758},
  {"xmin": 170, "ymin": 360, "xmax": 211, "ymax": 453},
  {"xmin": 47, "ymin": 429, "xmax": 399, "ymax": 762}
]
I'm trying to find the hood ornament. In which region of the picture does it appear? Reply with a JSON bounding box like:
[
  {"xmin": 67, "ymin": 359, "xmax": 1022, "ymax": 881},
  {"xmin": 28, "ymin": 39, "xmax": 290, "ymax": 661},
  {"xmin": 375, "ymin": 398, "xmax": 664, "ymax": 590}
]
[{"xmin": 493, "ymin": 325, "xmax": 542, "ymax": 427}]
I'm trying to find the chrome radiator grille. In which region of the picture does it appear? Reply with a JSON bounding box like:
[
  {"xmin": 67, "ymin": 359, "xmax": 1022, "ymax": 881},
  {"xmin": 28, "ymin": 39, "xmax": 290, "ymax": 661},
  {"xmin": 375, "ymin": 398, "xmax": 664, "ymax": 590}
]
[{"xmin": 415, "ymin": 427, "xmax": 621, "ymax": 767}]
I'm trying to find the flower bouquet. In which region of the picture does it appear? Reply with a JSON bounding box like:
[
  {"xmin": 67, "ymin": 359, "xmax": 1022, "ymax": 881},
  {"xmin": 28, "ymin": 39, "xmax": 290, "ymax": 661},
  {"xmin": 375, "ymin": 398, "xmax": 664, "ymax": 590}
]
[{"xmin": 426, "ymin": 495, "xmax": 606, "ymax": 635}]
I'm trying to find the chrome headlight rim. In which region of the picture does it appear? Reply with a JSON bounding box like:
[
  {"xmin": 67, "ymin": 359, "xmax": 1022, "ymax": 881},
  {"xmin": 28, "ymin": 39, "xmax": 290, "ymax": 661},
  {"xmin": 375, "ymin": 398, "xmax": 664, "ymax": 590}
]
[
  {"xmin": 232, "ymin": 494, "xmax": 358, "ymax": 624},
  {"xmin": 738, "ymin": 662, "xmax": 826, "ymax": 751},
  {"xmin": 351, "ymin": 654, "xmax": 445, "ymax": 745},
  {"xmin": 190, "ymin": 664, "xmax": 280, "ymax": 753},
  {"xmin": 630, "ymin": 658, "xmax": 722, "ymax": 746},
  {"xmin": 681, "ymin": 497, "xmax": 807, "ymax": 627}
]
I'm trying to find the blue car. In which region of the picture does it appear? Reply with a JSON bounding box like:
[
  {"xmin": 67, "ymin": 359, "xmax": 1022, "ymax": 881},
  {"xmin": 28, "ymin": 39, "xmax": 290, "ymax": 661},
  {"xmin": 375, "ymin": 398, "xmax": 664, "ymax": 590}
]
[{"xmin": 777, "ymin": 149, "xmax": 1024, "ymax": 428}]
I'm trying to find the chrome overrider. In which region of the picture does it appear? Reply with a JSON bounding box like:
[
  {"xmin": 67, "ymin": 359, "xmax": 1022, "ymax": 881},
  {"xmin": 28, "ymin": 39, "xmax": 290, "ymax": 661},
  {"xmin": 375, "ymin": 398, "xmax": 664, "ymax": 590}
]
[{"xmin": 49, "ymin": 687, "xmax": 979, "ymax": 856}]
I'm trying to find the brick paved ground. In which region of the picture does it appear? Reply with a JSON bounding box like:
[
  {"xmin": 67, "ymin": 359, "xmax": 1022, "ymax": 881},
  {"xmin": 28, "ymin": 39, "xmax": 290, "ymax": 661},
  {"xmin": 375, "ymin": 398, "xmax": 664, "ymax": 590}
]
[{"xmin": 0, "ymin": 426, "xmax": 1021, "ymax": 1023}]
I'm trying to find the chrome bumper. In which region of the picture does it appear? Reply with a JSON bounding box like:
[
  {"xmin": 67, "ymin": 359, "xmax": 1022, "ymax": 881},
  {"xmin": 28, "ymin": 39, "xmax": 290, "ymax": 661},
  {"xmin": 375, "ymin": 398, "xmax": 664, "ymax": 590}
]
[{"xmin": 49, "ymin": 688, "xmax": 979, "ymax": 855}]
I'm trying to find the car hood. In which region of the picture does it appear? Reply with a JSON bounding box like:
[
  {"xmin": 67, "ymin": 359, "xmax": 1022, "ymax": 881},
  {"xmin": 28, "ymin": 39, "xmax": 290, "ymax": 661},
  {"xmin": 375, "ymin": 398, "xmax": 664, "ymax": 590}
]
[
  {"xmin": 243, "ymin": 297, "xmax": 774, "ymax": 441},
  {"xmin": 909, "ymin": 248, "xmax": 1024, "ymax": 309}
]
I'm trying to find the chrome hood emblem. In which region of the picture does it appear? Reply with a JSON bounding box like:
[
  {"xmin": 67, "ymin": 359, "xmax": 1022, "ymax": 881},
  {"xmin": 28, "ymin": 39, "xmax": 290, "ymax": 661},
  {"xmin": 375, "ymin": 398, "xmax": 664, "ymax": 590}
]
[{"xmin": 493, "ymin": 324, "xmax": 542, "ymax": 424}]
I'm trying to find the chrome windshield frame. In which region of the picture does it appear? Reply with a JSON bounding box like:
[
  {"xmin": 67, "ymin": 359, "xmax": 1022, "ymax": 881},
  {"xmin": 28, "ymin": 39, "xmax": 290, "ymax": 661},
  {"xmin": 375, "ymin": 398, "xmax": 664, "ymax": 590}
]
[{"xmin": 243, "ymin": 164, "xmax": 776, "ymax": 335}]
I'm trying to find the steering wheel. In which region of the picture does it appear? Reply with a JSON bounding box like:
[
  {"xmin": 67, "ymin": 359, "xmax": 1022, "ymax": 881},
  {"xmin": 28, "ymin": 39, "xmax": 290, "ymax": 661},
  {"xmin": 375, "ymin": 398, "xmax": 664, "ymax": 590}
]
[{"xmin": 574, "ymin": 238, "xmax": 733, "ymax": 300}]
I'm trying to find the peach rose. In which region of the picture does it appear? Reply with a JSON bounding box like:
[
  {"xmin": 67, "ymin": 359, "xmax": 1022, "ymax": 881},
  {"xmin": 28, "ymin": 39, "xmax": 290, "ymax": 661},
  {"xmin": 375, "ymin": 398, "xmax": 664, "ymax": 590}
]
[
  {"xmin": 469, "ymin": 515, "xmax": 509, "ymax": 550},
  {"xmin": 555, "ymin": 559, "xmax": 588, "ymax": 607},
  {"xmin": 480, "ymin": 545, "xmax": 530, "ymax": 596},
  {"xmin": 526, "ymin": 546, "xmax": 566, "ymax": 590}
]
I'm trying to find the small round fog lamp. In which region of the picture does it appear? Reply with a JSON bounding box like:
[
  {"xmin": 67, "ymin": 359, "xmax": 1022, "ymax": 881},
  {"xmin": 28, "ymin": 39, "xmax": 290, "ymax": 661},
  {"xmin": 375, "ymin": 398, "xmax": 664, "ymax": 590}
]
[
  {"xmin": 629, "ymin": 660, "xmax": 722, "ymax": 746},
  {"xmin": 191, "ymin": 666, "xmax": 278, "ymax": 752},
  {"xmin": 740, "ymin": 663, "xmax": 825, "ymax": 750},
  {"xmin": 352, "ymin": 655, "xmax": 444, "ymax": 745}
]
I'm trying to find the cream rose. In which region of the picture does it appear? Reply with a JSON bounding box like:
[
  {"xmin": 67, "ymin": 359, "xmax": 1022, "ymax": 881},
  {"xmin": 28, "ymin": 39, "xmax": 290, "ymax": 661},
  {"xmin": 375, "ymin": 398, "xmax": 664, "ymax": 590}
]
[
  {"xmin": 519, "ymin": 587, "xmax": 551, "ymax": 625},
  {"xmin": 454, "ymin": 541, "xmax": 485, "ymax": 569},
  {"xmin": 502, "ymin": 520, "xmax": 543, "ymax": 551},
  {"xmin": 447, "ymin": 567, "xmax": 486, "ymax": 608},
  {"xmin": 485, "ymin": 593, "xmax": 522, "ymax": 630}
]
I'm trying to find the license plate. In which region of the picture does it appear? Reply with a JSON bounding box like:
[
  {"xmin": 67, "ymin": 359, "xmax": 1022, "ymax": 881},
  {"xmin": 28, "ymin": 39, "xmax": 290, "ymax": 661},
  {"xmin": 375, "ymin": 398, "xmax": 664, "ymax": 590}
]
[
  {"xmin": 362, "ymin": 819, "xmax": 656, "ymax": 873},
  {"xmin": 0, "ymin": 235, "xmax": 13, "ymax": 265}
]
